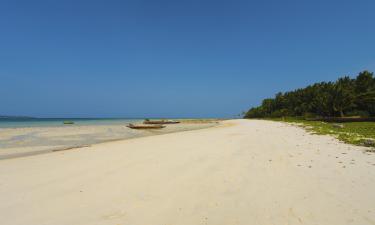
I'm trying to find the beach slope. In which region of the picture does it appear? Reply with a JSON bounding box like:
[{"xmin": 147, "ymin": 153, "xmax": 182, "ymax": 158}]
[{"xmin": 0, "ymin": 119, "xmax": 375, "ymax": 225}]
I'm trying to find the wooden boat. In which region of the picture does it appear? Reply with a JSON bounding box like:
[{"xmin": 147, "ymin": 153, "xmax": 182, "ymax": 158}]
[
  {"xmin": 63, "ymin": 121, "xmax": 74, "ymax": 125},
  {"xmin": 143, "ymin": 119, "xmax": 180, "ymax": 124},
  {"xmin": 127, "ymin": 123, "xmax": 165, "ymax": 129}
]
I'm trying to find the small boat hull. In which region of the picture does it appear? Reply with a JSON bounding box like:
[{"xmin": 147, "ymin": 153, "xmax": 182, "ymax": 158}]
[
  {"xmin": 143, "ymin": 120, "xmax": 180, "ymax": 125},
  {"xmin": 127, "ymin": 124, "xmax": 165, "ymax": 129}
]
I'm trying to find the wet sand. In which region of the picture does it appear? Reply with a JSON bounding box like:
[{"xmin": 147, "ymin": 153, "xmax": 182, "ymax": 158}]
[
  {"xmin": 0, "ymin": 121, "xmax": 218, "ymax": 159},
  {"xmin": 0, "ymin": 119, "xmax": 374, "ymax": 225}
]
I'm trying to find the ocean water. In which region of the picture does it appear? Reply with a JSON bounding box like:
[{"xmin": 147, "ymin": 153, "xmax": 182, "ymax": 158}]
[
  {"xmin": 0, "ymin": 118, "xmax": 142, "ymax": 128},
  {"xmin": 0, "ymin": 118, "xmax": 217, "ymax": 159}
]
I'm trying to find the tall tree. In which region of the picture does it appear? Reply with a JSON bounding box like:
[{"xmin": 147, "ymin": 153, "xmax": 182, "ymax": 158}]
[
  {"xmin": 355, "ymin": 71, "xmax": 375, "ymax": 115},
  {"xmin": 244, "ymin": 71, "xmax": 375, "ymax": 118},
  {"xmin": 332, "ymin": 76, "xmax": 355, "ymax": 117}
]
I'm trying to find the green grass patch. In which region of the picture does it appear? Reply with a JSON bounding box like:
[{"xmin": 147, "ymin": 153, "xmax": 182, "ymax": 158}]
[{"xmin": 266, "ymin": 117, "xmax": 375, "ymax": 148}]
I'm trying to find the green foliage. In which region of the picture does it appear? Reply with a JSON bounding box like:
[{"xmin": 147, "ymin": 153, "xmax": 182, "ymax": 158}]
[
  {"xmin": 245, "ymin": 71, "xmax": 375, "ymax": 118},
  {"xmin": 269, "ymin": 117, "xmax": 375, "ymax": 148}
]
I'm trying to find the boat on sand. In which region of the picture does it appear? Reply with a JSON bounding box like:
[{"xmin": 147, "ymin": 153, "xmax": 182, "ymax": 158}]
[
  {"xmin": 127, "ymin": 123, "xmax": 166, "ymax": 129},
  {"xmin": 143, "ymin": 119, "xmax": 180, "ymax": 124}
]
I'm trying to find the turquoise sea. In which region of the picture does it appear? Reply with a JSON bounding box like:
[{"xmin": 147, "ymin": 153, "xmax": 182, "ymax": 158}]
[
  {"xmin": 0, "ymin": 118, "xmax": 217, "ymax": 159},
  {"xmin": 0, "ymin": 118, "xmax": 142, "ymax": 128}
]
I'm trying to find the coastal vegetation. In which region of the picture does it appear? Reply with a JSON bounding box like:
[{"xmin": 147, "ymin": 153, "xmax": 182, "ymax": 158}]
[
  {"xmin": 270, "ymin": 117, "xmax": 375, "ymax": 149},
  {"xmin": 244, "ymin": 71, "xmax": 375, "ymax": 118},
  {"xmin": 244, "ymin": 70, "xmax": 375, "ymax": 148}
]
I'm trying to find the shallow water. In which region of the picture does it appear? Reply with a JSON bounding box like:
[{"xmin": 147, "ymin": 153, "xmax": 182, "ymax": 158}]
[
  {"xmin": 0, "ymin": 118, "xmax": 142, "ymax": 128},
  {"xmin": 0, "ymin": 119, "xmax": 217, "ymax": 159}
]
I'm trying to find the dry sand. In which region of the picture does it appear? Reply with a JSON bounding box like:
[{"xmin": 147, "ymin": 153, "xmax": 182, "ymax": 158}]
[{"xmin": 0, "ymin": 119, "xmax": 375, "ymax": 225}]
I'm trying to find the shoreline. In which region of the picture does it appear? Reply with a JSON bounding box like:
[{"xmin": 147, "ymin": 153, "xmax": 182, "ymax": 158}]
[{"xmin": 0, "ymin": 120, "xmax": 221, "ymax": 160}]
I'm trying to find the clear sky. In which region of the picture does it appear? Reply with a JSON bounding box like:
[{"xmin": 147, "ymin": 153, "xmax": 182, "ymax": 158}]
[{"xmin": 0, "ymin": 0, "xmax": 374, "ymax": 118}]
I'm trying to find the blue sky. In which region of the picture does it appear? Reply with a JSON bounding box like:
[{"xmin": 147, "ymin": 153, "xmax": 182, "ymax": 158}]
[{"xmin": 0, "ymin": 0, "xmax": 374, "ymax": 118}]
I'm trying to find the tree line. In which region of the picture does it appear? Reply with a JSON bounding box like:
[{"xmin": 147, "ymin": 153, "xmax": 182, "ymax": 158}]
[{"xmin": 244, "ymin": 71, "xmax": 375, "ymax": 118}]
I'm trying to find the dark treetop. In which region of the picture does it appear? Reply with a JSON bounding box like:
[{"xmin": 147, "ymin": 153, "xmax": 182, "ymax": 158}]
[{"xmin": 245, "ymin": 71, "xmax": 375, "ymax": 118}]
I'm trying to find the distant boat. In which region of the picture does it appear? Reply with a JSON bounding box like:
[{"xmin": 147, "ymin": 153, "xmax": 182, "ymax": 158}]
[
  {"xmin": 127, "ymin": 123, "xmax": 165, "ymax": 129},
  {"xmin": 143, "ymin": 119, "xmax": 180, "ymax": 125},
  {"xmin": 63, "ymin": 121, "xmax": 74, "ymax": 125}
]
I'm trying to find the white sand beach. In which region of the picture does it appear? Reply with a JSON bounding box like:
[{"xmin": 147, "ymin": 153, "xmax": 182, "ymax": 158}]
[{"xmin": 0, "ymin": 119, "xmax": 375, "ymax": 225}]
